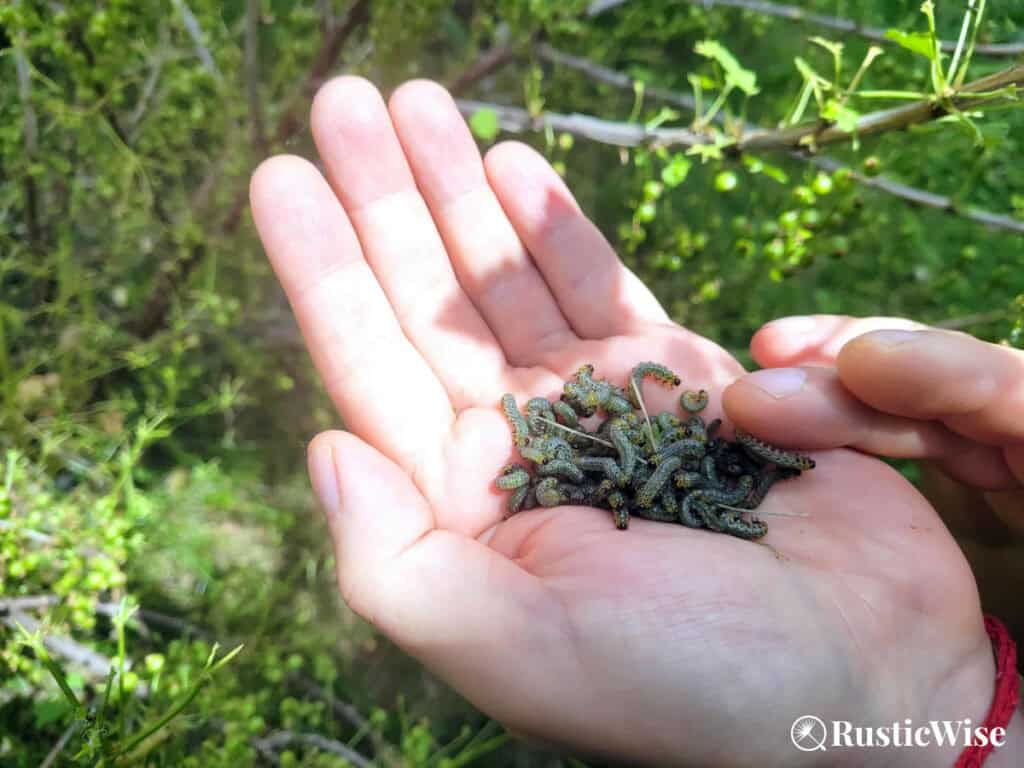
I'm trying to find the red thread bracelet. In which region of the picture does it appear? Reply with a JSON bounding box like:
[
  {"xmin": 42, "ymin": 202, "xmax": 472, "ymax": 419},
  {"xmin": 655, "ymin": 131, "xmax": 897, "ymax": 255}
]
[{"xmin": 954, "ymin": 615, "xmax": 1020, "ymax": 768}]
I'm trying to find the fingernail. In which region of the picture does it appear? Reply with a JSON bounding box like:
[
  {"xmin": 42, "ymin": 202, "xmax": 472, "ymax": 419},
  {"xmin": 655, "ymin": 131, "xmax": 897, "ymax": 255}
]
[
  {"xmin": 746, "ymin": 368, "xmax": 807, "ymax": 399},
  {"xmin": 763, "ymin": 316, "xmax": 820, "ymax": 336},
  {"xmin": 867, "ymin": 330, "xmax": 919, "ymax": 347},
  {"xmin": 308, "ymin": 441, "xmax": 341, "ymax": 517}
]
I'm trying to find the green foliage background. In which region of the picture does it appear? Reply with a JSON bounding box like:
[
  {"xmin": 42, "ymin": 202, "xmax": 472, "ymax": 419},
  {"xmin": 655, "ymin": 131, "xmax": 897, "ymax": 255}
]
[{"xmin": 1, "ymin": 0, "xmax": 1022, "ymax": 764}]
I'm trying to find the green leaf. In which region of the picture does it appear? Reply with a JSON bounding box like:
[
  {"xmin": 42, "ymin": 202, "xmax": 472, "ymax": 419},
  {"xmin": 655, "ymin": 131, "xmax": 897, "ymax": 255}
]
[
  {"xmin": 885, "ymin": 29, "xmax": 936, "ymax": 61},
  {"xmin": 821, "ymin": 100, "xmax": 860, "ymax": 132},
  {"xmin": 686, "ymin": 142, "xmax": 724, "ymax": 162},
  {"xmin": 468, "ymin": 108, "xmax": 500, "ymax": 141},
  {"xmin": 695, "ymin": 40, "xmax": 758, "ymax": 95}
]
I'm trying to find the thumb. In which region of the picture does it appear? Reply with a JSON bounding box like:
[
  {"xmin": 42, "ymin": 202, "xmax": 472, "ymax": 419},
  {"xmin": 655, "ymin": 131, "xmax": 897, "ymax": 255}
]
[
  {"xmin": 307, "ymin": 429, "xmax": 434, "ymax": 631},
  {"xmin": 305, "ymin": 430, "xmax": 548, "ymax": 697}
]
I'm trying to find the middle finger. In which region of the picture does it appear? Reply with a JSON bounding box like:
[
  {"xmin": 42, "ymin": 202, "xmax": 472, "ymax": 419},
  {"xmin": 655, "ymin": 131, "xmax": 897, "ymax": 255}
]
[
  {"xmin": 311, "ymin": 77, "xmax": 507, "ymax": 407},
  {"xmin": 388, "ymin": 80, "xmax": 576, "ymax": 367}
]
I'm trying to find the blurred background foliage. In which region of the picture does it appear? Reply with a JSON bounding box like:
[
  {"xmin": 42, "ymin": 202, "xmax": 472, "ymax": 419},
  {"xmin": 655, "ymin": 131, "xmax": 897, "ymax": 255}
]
[{"xmin": 1, "ymin": 0, "xmax": 1022, "ymax": 764}]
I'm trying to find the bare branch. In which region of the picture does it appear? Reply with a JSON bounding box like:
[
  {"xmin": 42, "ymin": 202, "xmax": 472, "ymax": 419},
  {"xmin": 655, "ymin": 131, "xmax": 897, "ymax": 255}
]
[
  {"xmin": 457, "ymin": 98, "xmax": 704, "ymax": 146},
  {"xmin": 270, "ymin": 0, "xmax": 372, "ymax": 147},
  {"xmin": 448, "ymin": 43, "xmax": 517, "ymax": 96},
  {"xmin": 934, "ymin": 308, "xmax": 1011, "ymax": 330},
  {"xmin": 128, "ymin": 49, "xmax": 166, "ymax": 136},
  {"xmin": 534, "ymin": 44, "xmax": 1024, "ymax": 234},
  {"xmin": 589, "ymin": 0, "xmax": 1024, "ymax": 57},
  {"xmin": 737, "ymin": 65, "xmax": 1024, "ymax": 152},
  {"xmin": 170, "ymin": 0, "xmax": 222, "ymax": 79},
  {"xmin": 536, "ymin": 44, "xmax": 698, "ymax": 111},
  {"xmin": 288, "ymin": 675, "xmax": 369, "ymax": 732},
  {"xmin": 0, "ymin": 595, "xmax": 60, "ymax": 612},
  {"xmin": 0, "ymin": 518, "xmax": 54, "ymax": 545},
  {"xmin": 14, "ymin": 38, "xmax": 40, "ymax": 247},
  {"xmin": 252, "ymin": 731, "xmax": 374, "ymax": 768},
  {"xmin": 460, "ymin": 55, "xmax": 1024, "ymax": 152},
  {"xmin": 132, "ymin": 0, "xmax": 371, "ymax": 339},
  {"xmin": 14, "ymin": 45, "xmax": 38, "ymax": 153},
  {"xmin": 287, "ymin": 674, "xmax": 405, "ymax": 766},
  {"xmin": 456, "ymin": 96, "xmax": 1024, "ymax": 235},
  {"xmin": 808, "ymin": 155, "xmax": 1024, "ymax": 234}
]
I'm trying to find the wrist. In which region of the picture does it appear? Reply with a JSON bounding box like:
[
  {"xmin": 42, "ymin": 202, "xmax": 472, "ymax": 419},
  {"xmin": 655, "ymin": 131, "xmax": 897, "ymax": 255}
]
[
  {"xmin": 985, "ymin": 697, "xmax": 1024, "ymax": 768},
  {"xmin": 885, "ymin": 618, "xmax": 1021, "ymax": 768},
  {"xmin": 821, "ymin": 622, "xmax": 1006, "ymax": 768}
]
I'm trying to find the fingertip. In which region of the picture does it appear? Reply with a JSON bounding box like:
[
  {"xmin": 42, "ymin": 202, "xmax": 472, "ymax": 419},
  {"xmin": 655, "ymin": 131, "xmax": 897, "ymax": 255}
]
[
  {"xmin": 748, "ymin": 324, "xmax": 781, "ymax": 368},
  {"xmin": 835, "ymin": 329, "xmax": 999, "ymax": 421},
  {"xmin": 723, "ymin": 367, "xmax": 868, "ymax": 450},
  {"xmin": 484, "ymin": 141, "xmax": 576, "ymax": 202},
  {"xmin": 483, "ymin": 139, "xmax": 537, "ymax": 169},
  {"xmin": 750, "ymin": 315, "xmax": 834, "ymax": 366},
  {"xmin": 249, "ymin": 154, "xmax": 319, "ymax": 209},
  {"xmin": 310, "ymin": 75, "xmax": 414, "ymax": 208},
  {"xmin": 484, "ymin": 141, "xmax": 582, "ymax": 248},
  {"xmin": 388, "ymin": 78, "xmax": 455, "ymax": 116},
  {"xmin": 311, "ymin": 75, "xmax": 385, "ymax": 132}
]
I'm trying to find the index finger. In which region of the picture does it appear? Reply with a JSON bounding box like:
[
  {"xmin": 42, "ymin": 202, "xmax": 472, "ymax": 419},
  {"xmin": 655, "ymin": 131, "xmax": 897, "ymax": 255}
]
[
  {"xmin": 838, "ymin": 329, "xmax": 1024, "ymax": 446},
  {"xmin": 250, "ymin": 155, "xmax": 453, "ymax": 488}
]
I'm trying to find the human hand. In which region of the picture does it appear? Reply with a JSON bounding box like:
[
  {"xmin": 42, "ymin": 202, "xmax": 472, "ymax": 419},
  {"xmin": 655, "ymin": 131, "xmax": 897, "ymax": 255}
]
[
  {"xmin": 250, "ymin": 79, "xmax": 1011, "ymax": 766},
  {"xmin": 727, "ymin": 316, "xmax": 1024, "ymax": 528}
]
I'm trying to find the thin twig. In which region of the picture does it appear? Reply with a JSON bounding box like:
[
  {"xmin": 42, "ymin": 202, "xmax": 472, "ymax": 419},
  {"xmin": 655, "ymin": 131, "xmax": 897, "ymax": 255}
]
[
  {"xmin": 134, "ymin": 607, "xmax": 215, "ymax": 639},
  {"xmin": 0, "ymin": 519, "xmax": 54, "ymax": 544},
  {"xmin": 716, "ymin": 502, "xmax": 810, "ymax": 518},
  {"xmin": 39, "ymin": 721, "xmax": 79, "ymax": 768},
  {"xmin": 128, "ymin": 47, "xmax": 166, "ymax": 136},
  {"xmin": 288, "ymin": 674, "xmax": 405, "ymax": 766},
  {"xmin": 534, "ymin": 416, "xmax": 613, "ymax": 448},
  {"xmin": 536, "ymin": 44, "xmax": 1024, "ymax": 234},
  {"xmin": 4, "ymin": 611, "xmax": 149, "ymax": 696},
  {"xmin": 933, "ymin": 308, "xmax": 1010, "ymax": 330},
  {"xmin": 252, "ymin": 731, "xmax": 374, "ymax": 768},
  {"xmin": 0, "ymin": 595, "xmax": 60, "ymax": 612},
  {"xmin": 459, "ymin": 62, "xmax": 1024, "ymax": 153},
  {"xmin": 809, "ymin": 155, "xmax": 1024, "ymax": 235},
  {"xmin": 533, "ymin": 416, "xmax": 651, "ymax": 465},
  {"xmin": 170, "ymin": 0, "xmax": 222, "ymax": 79},
  {"xmin": 269, "ymin": 0, "xmax": 372, "ymax": 148},
  {"xmin": 14, "ymin": 38, "xmax": 40, "ymax": 248},
  {"xmin": 588, "ymin": 0, "xmax": 1024, "ymax": 56},
  {"xmin": 288, "ymin": 675, "xmax": 370, "ymax": 733},
  {"xmin": 456, "ymin": 98, "xmax": 704, "ymax": 147},
  {"xmin": 132, "ymin": 0, "xmax": 371, "ymax": 339},
  {"xmin": 629, "ymin": 376, "xmax": 658, "ymax": 452},
  {"xmin": 448, "ymin": 42, "xmax": 517, "ymax": 96}
]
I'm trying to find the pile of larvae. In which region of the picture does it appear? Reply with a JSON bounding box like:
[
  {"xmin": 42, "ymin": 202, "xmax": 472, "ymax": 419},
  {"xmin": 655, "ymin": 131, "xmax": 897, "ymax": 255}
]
[{"xmin": 495, "ymin": 362, "xmax": 815, "ymax": 540}]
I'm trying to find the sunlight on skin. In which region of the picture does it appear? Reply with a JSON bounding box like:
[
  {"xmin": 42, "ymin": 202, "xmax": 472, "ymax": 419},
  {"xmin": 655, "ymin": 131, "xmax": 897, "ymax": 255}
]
[{"xmin": 251, "ymin": 78, "xmax": 1020, "ymax": 766}]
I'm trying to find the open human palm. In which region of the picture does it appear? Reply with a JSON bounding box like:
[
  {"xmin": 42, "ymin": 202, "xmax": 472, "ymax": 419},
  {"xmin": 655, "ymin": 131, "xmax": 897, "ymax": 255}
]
[{"xmin": 250, "ymin": 78, "xmax": 995, "ymax": 766}]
